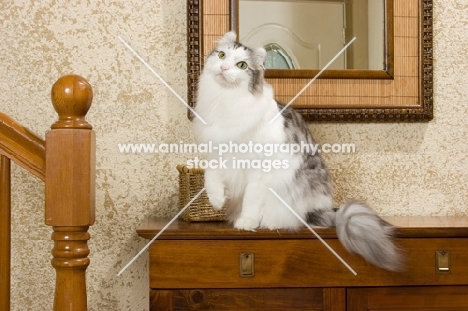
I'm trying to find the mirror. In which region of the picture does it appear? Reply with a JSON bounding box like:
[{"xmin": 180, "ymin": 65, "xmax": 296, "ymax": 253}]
[
  {"xmin": 236, "ymin": 0, "xmax": 391, "ymax": 78},
  {"xmin": 187, "ymin": 0, "xmax": 433, "ymax": 122}
]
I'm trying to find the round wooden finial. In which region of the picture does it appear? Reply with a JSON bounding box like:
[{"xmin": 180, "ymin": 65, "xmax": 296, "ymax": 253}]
[{"xmin": 51, "ymin": 74, "xmax": 93, "ymax": 129}]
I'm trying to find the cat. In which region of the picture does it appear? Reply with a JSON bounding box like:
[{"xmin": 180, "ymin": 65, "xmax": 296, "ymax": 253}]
[{"xmin": 192, "ymin": 31, "xmax": 402, "ymax": 271}]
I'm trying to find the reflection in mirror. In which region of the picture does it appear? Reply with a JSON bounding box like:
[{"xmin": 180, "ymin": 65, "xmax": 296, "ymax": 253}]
[
  {"xmin": 264, "ymin": 43, "xmax": 296, "ymax": 69},
  {"xmin": 237, "ymin": 0, "xmax": 386, "ymax": 71}
]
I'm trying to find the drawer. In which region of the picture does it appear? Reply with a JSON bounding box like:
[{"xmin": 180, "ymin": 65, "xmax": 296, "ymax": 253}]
[
  {"xmin": 347, "ymin": 286, "xmax": 468, "ymax": 310},
  {"xmin": 150, "ymin": 288, "xmax": 345, "ymax": 311},
  {"xmin": 149, "ymin": 238, "xmax": 468, "ymax": 289}
]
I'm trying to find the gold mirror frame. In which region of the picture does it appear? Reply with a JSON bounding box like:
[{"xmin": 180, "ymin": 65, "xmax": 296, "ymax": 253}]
[{"xmin": 187, "ymin": 0, "xmax": 433, "ymax": 122}]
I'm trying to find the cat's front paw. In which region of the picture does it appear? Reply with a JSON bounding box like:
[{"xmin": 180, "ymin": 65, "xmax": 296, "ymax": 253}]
[
  {"xmin": 234, "ymin": 217, "xmax": 260, "ymax": 232},
  {"xmin": 206, "ymin": 188, "xmax": 226, "ymax": 209},
  {"xmin": 208, "ymin": 194, "xmax": 225, "ymax": 210}
]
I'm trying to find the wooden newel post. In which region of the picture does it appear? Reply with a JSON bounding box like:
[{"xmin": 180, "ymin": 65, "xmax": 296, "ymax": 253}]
[{"xmin": 45, "ymin": 75, "xmax": 95, "ymax": 311}]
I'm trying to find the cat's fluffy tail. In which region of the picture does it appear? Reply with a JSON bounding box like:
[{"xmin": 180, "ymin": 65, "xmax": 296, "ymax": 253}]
[
  {"xmin": 334, "ymin": 201, "xmax": 403, "ymax": 271},
  {"xmin": 336, "ymin": 201, "xmax": 403, "ymax": 271}
]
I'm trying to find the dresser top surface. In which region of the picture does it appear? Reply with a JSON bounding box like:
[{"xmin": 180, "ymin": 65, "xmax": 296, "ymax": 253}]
[{"xmin": 137, "ymin": 216, "xmax": 468, "ymax": 240}]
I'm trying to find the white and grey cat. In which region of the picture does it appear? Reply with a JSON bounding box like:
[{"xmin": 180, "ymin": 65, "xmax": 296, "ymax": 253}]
[{"xmin": 192, "ymin": 31, "xmax": 402, "ymax": 271}]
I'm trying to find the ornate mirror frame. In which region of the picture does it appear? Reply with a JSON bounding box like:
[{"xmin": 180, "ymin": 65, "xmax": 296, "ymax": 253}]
[{"xmin": 187, "ymin": 0, "xmax": 433, "ymax": 122}]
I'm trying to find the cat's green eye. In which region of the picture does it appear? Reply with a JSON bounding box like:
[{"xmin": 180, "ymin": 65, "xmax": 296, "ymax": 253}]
[
  {"xmin": 218, "ymin": 51, "xmax": 226, "ymax": 59},
  {"xmin": 237, "ymin": 61, "xmax": 248, "ymax": 70}
]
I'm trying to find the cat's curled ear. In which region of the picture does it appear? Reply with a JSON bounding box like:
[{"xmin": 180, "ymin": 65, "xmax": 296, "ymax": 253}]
[
  {"xmin": 252, "ymin": 47, "xmax": 267, "ymax": 70},
  {"xmin": 218, "ymin": 31, "xmax": 237, "ymax": 46}
]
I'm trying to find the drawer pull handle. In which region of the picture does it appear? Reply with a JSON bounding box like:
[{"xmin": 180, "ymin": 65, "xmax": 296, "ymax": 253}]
[
  {"xmin": 240, "ymin": 253, "xmax": 254, "ymax": 277},
  {"xmin": 436, "ymin": 250, "xmax": 450, "ymax": 274}
]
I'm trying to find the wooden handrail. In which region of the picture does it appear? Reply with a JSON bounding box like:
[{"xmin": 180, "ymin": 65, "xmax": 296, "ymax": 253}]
[
  {"xmin": 0, "ymin": 74, "xmax": 95, "ymax": 310},
  {"xmin": 0, "ymin": 113, "xmax": 45, "ymax": 180}
]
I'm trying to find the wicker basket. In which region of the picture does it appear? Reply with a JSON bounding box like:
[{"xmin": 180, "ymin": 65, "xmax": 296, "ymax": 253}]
[{"xmin": 177, "ymin": 164, "xmax": 226, "ymax": 222}]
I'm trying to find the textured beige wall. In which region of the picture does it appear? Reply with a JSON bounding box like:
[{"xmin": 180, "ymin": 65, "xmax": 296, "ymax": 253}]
[{"xmin": 1, "ymin": 0, "xmax": 467, "ymax": 310}]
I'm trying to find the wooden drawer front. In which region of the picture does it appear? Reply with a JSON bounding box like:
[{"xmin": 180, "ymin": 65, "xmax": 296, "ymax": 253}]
[
  {"xmin": 150, "ymin": 288, "xmax": 345, "ymax": 311},
  {"xmin": 149, "ymin": 238, "xmax": 468, "ymax": 289},
  {"xmin": 347, "ymin": 286, "xmax": 468, "ymax": 310}
]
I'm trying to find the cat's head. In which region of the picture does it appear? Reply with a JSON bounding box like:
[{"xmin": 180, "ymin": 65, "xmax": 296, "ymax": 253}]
[{"xmin": 203, "ymin": 31, "xmax": 267, "ymax": 95}]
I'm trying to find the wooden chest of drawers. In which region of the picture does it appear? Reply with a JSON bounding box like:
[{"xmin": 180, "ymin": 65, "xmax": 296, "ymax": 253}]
[{"xmin": 137, "ymin": 216, "xmax": 468, "ymax": 310}]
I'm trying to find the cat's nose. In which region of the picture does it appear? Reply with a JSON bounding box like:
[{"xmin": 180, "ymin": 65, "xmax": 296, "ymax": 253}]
[{"xmin": 221, "ymin": 64, "xmax": 229, "ymax": 72}]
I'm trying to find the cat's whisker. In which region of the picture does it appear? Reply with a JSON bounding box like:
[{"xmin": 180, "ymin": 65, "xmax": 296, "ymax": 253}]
[
  {"xmin": 118, "ymin": 36, "xmax": 207, "ymax": 125},
  {"xmin": 268, "ymin": 188, "xmax": 357, "ymax": 276}
]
